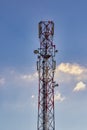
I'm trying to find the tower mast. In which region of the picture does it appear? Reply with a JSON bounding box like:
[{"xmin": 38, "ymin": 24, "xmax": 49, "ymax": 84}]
[{"xmin": 34, "ymin": 21, "xmax": 58, "ymax": 130}]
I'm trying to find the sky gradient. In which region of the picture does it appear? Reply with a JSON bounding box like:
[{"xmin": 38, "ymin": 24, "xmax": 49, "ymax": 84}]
[{"xmin": 0, "ymin": 0, "xmax": 87, "ymax": 130}]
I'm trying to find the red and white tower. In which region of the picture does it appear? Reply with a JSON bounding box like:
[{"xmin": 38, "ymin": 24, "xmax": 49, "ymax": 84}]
[{"xmin": 34, "ymin": 21, "xmax": 58, "ymax": 130}]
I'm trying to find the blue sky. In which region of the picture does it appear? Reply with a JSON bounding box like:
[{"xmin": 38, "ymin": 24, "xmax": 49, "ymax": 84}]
[{"xmin": 0, "ymin": 0, "xmax": 87, "ymax": 130}]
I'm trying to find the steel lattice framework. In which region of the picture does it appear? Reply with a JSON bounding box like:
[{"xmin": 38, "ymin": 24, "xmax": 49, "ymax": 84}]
[{"xmin": 34, "ymin": 21, "xmax": 58, "ymax": 130}]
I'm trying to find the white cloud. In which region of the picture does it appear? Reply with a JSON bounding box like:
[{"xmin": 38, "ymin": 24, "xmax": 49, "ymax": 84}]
[
  {"xmin": 54, "ymin": 92, "xmax": 65, "ymax": 102},
  {"xmin": 57, "ymin": 63, "xmax": 85, "ymax": 75},
  {"xmin": 55, "ymin": 63, "xmax": 87, "ymax": 86},
  {"xmin": 20, "ymin": 72, "xmax": 38, "ymax": 82},
  {"xmin": 73, "ymin": 81, "xmax": 86, "ymax": 92},
  {"xmin": 0, "ymin": 78, "xmax": 5, "ymax": 85},
  {"xmin": 0, "ymin": 62, "xmax": 87, "ymax": 93}
]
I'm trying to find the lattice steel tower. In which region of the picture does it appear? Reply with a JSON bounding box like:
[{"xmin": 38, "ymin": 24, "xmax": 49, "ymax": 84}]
[{"xmin": 34, "ymin": 21, "xmax": 58, "ymax": 130}]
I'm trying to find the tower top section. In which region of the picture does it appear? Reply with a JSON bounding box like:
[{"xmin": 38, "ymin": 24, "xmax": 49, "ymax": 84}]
[{"xmin": 38, "ymin": 21, "xmax": 54, "ymax": 38}]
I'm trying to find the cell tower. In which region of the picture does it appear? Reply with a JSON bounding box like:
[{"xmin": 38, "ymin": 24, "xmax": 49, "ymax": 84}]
[{"xmin": 34, "ymin": 21, "xmax": 58, "ymax": 130}]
